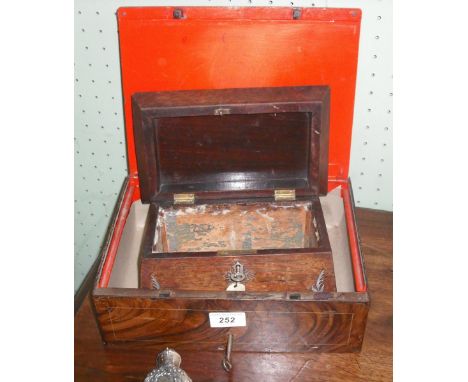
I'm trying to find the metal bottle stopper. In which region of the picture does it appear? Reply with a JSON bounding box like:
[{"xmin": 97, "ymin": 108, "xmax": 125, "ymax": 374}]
[{"xmin": 144, "ymin": 348, "xmax": 192, "ymax": 382}]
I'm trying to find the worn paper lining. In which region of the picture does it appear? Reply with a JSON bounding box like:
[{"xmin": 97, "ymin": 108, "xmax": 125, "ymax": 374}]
[{"xmin": 152, "ymin": 202, "xmax": 316, "ymax": 253}]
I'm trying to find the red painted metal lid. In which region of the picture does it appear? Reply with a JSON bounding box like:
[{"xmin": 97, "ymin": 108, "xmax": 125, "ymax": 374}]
[{"xmin": 117, "ymin": 6, "xmax": 361, "ymax": 197}]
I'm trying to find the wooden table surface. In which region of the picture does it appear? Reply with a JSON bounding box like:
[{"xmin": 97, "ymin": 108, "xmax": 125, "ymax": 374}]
[{"xmin": 75, "ymin": 208, "xmax": 392, "ymax": 382}]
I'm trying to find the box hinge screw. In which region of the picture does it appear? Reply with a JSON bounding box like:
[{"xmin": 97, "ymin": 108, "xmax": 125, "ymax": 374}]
[
  {"xmin": 292, "ymin": 8, "xmax": 302, "ymax": 20},
  {"xmin": 173, "ymin": 8, "xmax": 184, "ymax": 19}
]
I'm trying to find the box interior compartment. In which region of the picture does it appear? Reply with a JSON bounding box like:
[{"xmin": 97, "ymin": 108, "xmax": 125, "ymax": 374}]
[
  {"xmin": 108, "ymin": 187, "xmax": 355, "ymax": 292},
  {"xmin": 152, "ymin": 201, "xmax": 319, "ymax": 253}
]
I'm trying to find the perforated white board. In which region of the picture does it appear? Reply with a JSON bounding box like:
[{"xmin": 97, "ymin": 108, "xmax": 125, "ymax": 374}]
[{"xmin": 74, "ymin": 0, "xmax": 392, "ymax": 292}]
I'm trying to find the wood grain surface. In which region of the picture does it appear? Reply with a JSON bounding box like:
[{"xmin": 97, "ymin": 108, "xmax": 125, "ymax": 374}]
[
  {"xmin": 132, "ymin": 86, "xmax": 330, "ymax": 202},
  {"xmin": 75, "ymin": 208, "xmax": 392, "ymax": 381},
  {"xmin": 93, "ymin": 292, "xmax": 362, "ymax": 350},
  {"xmin": 140, "ymin": 253, "xmax": 336, "ymax": 292}
]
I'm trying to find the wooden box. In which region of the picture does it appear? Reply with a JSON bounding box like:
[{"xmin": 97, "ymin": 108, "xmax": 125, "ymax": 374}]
[
  {"xmin": 134, "ymin": 86, "xmax": 336, "ymax": 293},
  {"xmin": 91, "ymin": 6, "xmax": 368, "ymax": 365}
]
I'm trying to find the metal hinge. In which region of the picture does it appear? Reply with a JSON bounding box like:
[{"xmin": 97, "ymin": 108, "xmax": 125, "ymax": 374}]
[
  {"xmin": 274, "ymin": 189, "xmax": 296, "ymax": 201},
  {"xmin": 173, "ymin": 193, "xmax": 195, "ymax": 204}
]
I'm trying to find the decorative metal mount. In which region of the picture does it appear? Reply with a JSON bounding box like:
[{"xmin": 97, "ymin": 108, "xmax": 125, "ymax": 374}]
[
  {"xmin": 144, "ymin": 348, "xmax": 192, "ymax": 382},
  {"xmin": 311, "ymin": 269, "xmax": 326, "ymax": 292},
  {"xmin": 150, "ymin": 273, "xmax": 160, "ymax": 290},
  {"xmin": 225, "ymin": 261, "xmax": 254, "ymax": 288}
]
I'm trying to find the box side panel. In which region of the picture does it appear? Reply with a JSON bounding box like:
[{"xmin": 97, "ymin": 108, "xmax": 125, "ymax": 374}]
[
  {"xmin": 93, "ymin": 291, "xmax": 368, "ymax": 353},
  {"xmin": 95, "ymin": 176, "xmax": 139, "ymax": 289},
  {"xmin": 342, "ymin": 179, "xmax": 368, "ymax": 291},
  {"xmin": 347, "ymin": 179, "xmax": 369, "ymax": 289}
]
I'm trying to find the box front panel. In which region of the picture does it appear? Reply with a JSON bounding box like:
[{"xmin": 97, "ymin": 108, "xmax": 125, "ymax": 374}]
[
  {"xmin": 93, "ymin": 293, "xmax": 368, "ymax": 353},
  {"xmin": 140, "ymin": 253, "xmax": 336, "ymax": 292}
]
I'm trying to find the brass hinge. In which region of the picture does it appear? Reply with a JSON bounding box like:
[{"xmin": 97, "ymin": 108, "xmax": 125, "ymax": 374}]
[
  {"xmin": 274, "ymin": 189, "xmax": 296, "ymax": 201},
  {"xmin": 173, "ymin": 193, "xmax": 195, "ymax": 205}
]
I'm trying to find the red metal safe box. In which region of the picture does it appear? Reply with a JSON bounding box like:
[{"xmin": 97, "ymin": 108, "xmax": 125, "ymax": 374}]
[{"xmin": 91, "ymin": 5, "xmax": 368, "ymax": 359}]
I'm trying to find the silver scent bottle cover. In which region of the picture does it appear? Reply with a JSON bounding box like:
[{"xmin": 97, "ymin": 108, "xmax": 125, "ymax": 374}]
[{"xmin": 144, "ymin": 348, "xmax": 192, "ymax": 382}]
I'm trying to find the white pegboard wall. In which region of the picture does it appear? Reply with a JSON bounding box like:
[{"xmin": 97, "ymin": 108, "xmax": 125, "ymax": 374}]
[
  {"xmin": 74, "ymin": 0, "xmax": 393, "ymax": 292},
  {"xmin": 339, "ymin": 0, "xmax": 393, "ymax": 211}
]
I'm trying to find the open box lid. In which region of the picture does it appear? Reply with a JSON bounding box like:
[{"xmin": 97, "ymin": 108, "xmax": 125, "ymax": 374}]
[
  {"xmin": 132, "ymin": 86, "xmax": 329, "ymax": 203},
  {"xmin": 117, "ymin": 6, "xmax": 362, "ymax": 201}
]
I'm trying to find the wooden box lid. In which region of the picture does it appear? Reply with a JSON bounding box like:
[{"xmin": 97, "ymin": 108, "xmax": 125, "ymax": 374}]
[{"xmin": 132, "ymin": 86, "xmax": 329, "ymax": 203}]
